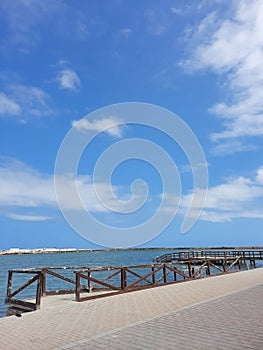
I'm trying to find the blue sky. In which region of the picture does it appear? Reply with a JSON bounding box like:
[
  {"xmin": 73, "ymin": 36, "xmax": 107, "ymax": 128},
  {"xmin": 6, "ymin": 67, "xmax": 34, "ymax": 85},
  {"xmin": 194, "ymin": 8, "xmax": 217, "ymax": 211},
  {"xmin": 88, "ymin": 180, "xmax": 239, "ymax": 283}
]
[{"xmin": 1, "ymin": 0, "xmax": 263, "ymax": 249}]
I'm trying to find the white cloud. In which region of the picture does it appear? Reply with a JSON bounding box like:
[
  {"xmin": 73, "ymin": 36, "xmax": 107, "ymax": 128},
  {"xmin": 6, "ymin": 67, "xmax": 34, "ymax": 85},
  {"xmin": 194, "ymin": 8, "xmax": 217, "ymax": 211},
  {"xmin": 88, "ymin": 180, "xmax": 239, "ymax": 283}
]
[
  {"xmin": 211, "ymin": 140, "xmax": 257, "ymax": 156},
  {"xmin": 57, "ymin": 69, "xmax": 81, "ymax": 92},
  {"xmin": 119, "ymin": 28, "xmax": 132, "ymax": 38},
  {"xmin": 171, "ymin": 7, "xmax": 183, "ymax": 15},
  {"xmin": 10, "ymin": 85, "xmax": 52, "ymax": 117},
  {"xmin": 0, "ymin": 159, "xmax": 56, "ymax": 208},
  {"xmin": 180, "ymin": 166, "xmax": 263, "ymax": 222},
  {"xmin": 0, "ymin": 92, "xmax": 21, "ymax": 115},
  {"xmin": 256, "ymin": 166, "xmax": 263, "ymax": 184},
  {"xmin": 5, "ymin": 213, "xmax": 53, "ymax": 221},
  {"xmin": 0, "ymin": 158, "xmax": 144, "ymax": 220},
  {"xmin": 72, "ymin": 117, "xmax": 124, "ymax": 138},
  {"xmin": 0, "ymin": 0, "xmax": 83, "ymax": 52},
  {"xmin": 0, "ymin": 85, "xmax": 53, "ymax": 122},
  {"xmin": 184, "ymin": 0, "xmax": 263, "ymax": 151}
]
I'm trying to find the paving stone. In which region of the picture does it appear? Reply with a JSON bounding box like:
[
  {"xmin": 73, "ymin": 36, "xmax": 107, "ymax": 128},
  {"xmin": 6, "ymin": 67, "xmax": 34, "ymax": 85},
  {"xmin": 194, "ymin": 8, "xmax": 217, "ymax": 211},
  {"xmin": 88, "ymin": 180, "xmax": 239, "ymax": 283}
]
[{"xmin": 0, "ymin": 269, "xmax": 262, "ymax": 350}]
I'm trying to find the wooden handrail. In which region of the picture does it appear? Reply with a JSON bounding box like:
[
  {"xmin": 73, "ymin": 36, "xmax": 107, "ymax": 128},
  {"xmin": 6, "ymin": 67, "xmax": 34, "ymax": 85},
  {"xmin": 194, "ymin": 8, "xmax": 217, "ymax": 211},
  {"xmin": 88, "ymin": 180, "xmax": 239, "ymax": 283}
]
[{"xmin": 4, "ymin": 256, "xmax": 250, "ymax": 309}]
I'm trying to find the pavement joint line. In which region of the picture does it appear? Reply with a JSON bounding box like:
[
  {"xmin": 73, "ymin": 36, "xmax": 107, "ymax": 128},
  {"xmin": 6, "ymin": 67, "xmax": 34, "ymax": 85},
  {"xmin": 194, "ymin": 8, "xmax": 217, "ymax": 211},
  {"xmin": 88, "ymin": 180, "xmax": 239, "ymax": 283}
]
[{"xmin": 52, "ymin": 280, "xmax": 263, "ymax": 350}]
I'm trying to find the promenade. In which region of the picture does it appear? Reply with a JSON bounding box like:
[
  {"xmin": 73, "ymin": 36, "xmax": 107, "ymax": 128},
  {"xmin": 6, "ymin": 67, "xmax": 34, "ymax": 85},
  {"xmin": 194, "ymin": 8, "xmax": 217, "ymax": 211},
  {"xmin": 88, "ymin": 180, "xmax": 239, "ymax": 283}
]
[{"xmin": 0, "ymin": 268, "xmax": 262, "ymax": 350}]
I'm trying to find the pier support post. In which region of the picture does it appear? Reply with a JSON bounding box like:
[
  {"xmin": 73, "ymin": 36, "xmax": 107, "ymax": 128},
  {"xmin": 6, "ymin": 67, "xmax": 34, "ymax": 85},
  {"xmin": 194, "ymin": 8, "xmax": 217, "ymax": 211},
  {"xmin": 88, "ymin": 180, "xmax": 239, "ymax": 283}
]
[
  {"xmin": 188, "ymin": 262, "xmax": 192, "ymax": 278},
  {"xmin": 173, "ymin": 269, "xmax": 177, "ymax": 282},
  {"xmin": 206, "ymin": 261, "xmax": 211, "ymax": 276}
]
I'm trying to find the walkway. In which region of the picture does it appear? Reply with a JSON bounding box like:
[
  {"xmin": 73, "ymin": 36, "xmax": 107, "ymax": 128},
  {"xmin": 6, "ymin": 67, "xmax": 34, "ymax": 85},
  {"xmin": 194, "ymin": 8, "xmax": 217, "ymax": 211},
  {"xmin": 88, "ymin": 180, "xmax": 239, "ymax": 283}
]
[{"xmin": 0, "ymin": 268, "xmax": 262, "ymax": 350}]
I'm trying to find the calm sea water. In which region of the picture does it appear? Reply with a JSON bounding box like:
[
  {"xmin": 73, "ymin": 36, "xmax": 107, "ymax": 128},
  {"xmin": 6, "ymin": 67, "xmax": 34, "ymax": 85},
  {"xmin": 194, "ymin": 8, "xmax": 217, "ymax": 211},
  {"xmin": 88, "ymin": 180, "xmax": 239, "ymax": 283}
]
[
  {"xmin": 1, "ymin": 249, "xmax": 262, "ymax": 318},
  {"xmin": 0, "ymin": 249, "xmax": 171, "ymax": 318}
]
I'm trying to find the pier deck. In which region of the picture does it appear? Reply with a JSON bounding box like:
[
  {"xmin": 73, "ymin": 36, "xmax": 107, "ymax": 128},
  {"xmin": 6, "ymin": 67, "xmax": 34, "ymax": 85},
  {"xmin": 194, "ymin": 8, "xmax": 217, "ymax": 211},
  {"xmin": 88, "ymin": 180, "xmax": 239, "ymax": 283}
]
[
  {"xmin": 0, "ymin": 268, "xmax": 262, "ymax": 349},
  {"xmin": 155, "ymin": 249, "xmax": 263, "ymax": 264}
]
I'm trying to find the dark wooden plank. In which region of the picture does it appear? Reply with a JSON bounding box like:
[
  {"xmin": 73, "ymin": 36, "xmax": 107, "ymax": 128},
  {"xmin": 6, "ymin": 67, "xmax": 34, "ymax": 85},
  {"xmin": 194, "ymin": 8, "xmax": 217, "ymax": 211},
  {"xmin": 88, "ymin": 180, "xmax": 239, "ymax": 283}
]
[
  {"xmin": 45, "ymin": 289, "xmax": 76, "ymax": 296},
  {"xmin": 5, "ymin": 298, "xmax": 37, "ymax": 310}
]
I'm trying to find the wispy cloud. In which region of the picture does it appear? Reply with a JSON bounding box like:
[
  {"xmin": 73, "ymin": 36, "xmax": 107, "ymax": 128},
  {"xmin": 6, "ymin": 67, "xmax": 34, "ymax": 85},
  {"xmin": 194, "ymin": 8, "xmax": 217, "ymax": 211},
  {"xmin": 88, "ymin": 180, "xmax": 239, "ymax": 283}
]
[
  {"xmin": 179, "ymin": 166, "xmax": 263, "ymax": 222},
  {"xmin": 183, "ymin": 0, "xmax": 263, "ymax": 153},
  {"xmin": 71, "ymin": 117, "xmax": 125, "ymax": 138},
  {"xmin": 0, "ymin": 85, "xmax": 53, "ymax": 122},
  {"xmin": 5, "ymin": 213, "xmax": 53, "ymax": 222},
  {"xmin": 144, "ymin": 8, "xmax": 166, "ymax": 36},
  {"xmin": 211, "ymin": 140, "xmax": 257, "ymax": 156},
  {"xmin": 0, "ymin": 92, "xmax": 21, "ymax": 116},
  {"xmin": 0, "ymin": 0, "xmax": 90, "ymax": 52},
  {"xmin": 56, "ymin": 69, "xmax": 81, "ymax": 93},
  {"xmin": 119, "ymin": 28, "xmax": 132, "ymax": 38},
  {"xmin": 10, "ymin": 85, "xmax": 52, "ymax": 118},
  {"xmin": 171, "ymin": 7, "xmax": 183, "ymax": 16}
]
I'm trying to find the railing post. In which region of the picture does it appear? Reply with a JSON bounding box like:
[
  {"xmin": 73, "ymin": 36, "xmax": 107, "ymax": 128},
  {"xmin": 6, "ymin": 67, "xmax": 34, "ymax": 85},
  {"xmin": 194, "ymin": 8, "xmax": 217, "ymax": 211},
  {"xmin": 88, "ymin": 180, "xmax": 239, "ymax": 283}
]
[
  {"xmin": 163, "ymin": 264, "xmax": 167, "ymax": 283},
  {"xmin": 188, "ymin": 262, "xmax": 192, "ymax": 278},
  {"xmin": 222, "ymin": 259, "xmax": 226, "ymax": 272},
  {"xmin": 42, "ymin": 269, "xmax": 47, "ymax": 296},
  {"xmin": 238, "ymin": 258, "xmax": 241, "ymax": 270},
  {"xmin": 206, "ymin": 261, "xmax": 211, "ymax": 276},
  {"xmin": 36, "ymin": 272, "xmax": 42, "ymax": 309},
  {"xmin": 7, "ymin": 271, "xmax": 12, "ymax": 298},
  {"xmin": 87, "ymin": 269, "xmax": 92, "ymax": 292},
  {"xmin": 173, "ymin": 267, "xmax": 177, "ymax": 282},
  {"xmin": 75, "ymin": 272, "xmax": 80, "ymax": 301},
  {"xmin": 121, "ymin": 268, "xmax": 127, "ymax": 290},
  {"xmin": 151, "ymin": 266, "xmax": 156, "ymax": 285}
]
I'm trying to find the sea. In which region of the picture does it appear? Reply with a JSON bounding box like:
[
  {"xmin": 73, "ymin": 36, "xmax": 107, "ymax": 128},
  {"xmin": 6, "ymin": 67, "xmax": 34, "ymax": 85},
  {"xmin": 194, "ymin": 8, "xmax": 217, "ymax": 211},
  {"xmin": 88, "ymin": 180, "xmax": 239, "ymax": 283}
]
[{"xmin": 1, "ymin": 249, "xmax": 262, "ymax": 318}]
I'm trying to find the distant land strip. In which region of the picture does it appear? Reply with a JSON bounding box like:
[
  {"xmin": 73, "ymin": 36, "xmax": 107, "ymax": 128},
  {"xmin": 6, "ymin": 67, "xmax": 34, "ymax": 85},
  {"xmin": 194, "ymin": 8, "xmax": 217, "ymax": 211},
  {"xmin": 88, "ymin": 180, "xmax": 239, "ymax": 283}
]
[{"xmin": 1, "ymin": 246, "xmax": 263, "ymax": 256}]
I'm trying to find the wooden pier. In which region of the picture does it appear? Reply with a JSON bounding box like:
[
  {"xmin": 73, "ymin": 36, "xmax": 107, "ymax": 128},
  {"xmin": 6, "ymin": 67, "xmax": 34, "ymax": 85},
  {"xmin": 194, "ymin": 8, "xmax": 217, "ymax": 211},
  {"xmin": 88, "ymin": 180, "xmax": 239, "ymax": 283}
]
[{"xmin": 154, "ymin": 249, "xmax": 263, "ymax": 266}]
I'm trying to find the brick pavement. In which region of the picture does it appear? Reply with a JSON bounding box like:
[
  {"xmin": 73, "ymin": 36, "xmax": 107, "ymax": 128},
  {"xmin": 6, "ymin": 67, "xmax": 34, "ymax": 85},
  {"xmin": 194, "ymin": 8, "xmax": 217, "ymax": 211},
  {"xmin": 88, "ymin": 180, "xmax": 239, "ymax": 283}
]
[
  {"xmin": 62, "ymin": 284, "xmax": 263, "ymax": 350},
  {"xmin": 0, "ymin": 268, "xmax": 262, "ymax": 350}
]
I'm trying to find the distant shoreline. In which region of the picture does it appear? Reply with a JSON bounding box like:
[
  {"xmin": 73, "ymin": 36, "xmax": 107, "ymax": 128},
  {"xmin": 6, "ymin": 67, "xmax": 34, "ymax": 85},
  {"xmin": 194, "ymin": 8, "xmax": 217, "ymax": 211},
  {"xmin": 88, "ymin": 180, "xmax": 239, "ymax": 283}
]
[{"xmin": 1, "ymin": 246, "xmax": 262, "ymax": 256}]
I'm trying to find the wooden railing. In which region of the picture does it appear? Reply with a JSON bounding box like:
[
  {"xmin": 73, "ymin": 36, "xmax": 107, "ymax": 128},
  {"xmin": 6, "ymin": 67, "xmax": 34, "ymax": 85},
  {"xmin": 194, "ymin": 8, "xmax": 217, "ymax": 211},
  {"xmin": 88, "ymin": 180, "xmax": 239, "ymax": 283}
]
[
  {"xmin": 5, "ymin": 269, "xmax": 43, "ymax": 310},
  {"xmin": 74, "ymin": 258, "xmax": 243, "ymax": 302},
  {"xmin": 5, "ymin": 258, "xmax": 243, "ymax": 310}
]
